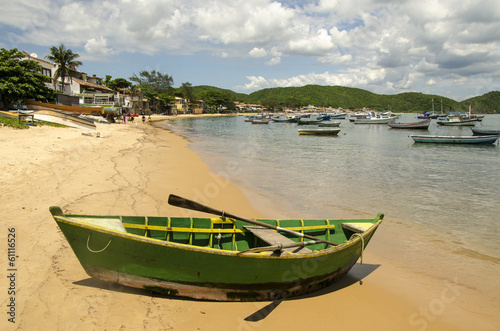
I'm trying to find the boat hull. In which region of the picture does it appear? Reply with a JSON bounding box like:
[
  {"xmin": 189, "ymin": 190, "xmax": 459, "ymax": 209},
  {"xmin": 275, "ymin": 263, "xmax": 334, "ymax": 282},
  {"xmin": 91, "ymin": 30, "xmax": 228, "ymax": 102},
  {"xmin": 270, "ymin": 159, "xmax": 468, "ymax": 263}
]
[
  {"xmin": 32, "ymin": 110, "xmax": 96, "ymax": 130},
  {"xmin": 410, "ymin": 135, "xmax": 499, "ymax": 144},
  {"xmin": 471, "ymin": 128, "xmax": 500, "ymax": 136},
  {"xmin": 51, "ymin": 209, "xmax": 382, "ymax": 301},
  {"xmin": 298, "ymin": 128, "xmax": 341, "ymax": 135},
  {"xmin": 388, "ymin": 119, "xmax": 430, "ymax": 129}
]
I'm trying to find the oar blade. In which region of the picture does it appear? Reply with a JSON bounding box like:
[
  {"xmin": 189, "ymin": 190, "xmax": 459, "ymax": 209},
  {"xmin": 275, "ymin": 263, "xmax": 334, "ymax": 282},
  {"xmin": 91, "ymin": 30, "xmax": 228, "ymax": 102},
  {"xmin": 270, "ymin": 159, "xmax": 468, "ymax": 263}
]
[{"xmin": 168, "ymin": 194, "xmax": 221, "ymax": 216}]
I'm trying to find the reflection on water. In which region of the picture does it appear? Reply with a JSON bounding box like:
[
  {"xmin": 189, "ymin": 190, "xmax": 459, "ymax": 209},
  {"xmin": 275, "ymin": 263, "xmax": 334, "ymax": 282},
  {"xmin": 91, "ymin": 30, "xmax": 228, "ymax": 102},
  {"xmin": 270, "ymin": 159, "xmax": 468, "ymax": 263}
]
[{"xmin": 163, "ymin": 114, "xmax": 500, "ymax": 262}]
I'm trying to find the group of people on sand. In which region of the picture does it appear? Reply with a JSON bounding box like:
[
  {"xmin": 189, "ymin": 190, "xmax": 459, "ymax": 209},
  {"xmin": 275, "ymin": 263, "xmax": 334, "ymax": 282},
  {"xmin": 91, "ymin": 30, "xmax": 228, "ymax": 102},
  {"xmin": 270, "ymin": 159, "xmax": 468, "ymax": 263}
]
[{"xmin": 124, "ymin": 113, "xmax": 151, "ymax": 124}]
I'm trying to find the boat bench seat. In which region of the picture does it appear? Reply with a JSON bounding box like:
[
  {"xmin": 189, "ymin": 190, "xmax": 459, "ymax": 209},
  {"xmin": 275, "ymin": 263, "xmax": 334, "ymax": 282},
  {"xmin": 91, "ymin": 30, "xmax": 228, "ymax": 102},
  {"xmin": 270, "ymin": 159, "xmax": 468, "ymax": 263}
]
[
  {"xmin": 341, "ymin": 222, "xmax": 373, "ymax": 233},
  {"xmin": 244, "ymin": 226, "xmax": 312, "ymax": 253}
]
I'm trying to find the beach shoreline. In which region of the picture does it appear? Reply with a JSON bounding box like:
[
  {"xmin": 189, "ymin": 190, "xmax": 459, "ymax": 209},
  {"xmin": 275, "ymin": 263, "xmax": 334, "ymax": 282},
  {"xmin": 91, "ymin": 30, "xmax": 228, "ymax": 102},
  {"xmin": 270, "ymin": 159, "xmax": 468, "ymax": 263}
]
[{"xmin": 0, "ymin": 119, "xmax": 497, "ymax": 330}]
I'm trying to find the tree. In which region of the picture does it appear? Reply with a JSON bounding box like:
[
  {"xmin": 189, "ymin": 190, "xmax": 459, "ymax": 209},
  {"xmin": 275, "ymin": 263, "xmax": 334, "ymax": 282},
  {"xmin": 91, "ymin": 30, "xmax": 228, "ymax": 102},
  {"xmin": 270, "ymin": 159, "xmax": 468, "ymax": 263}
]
[
  {"xmin": 45, "ymin": 44, "xmax": 82, "ymax": 91},
  {"xmin": 130, "ymin": 70, "xmax": 174, "ymax": 113},
  {"xmin": 103, "ymin": 75, "xmax": 132, "ymax": 91},
  {"xmin": 130, "ymin": 70, "xmax": 173, "ymax": 94},
  {"xmin": 261, "ymin": 97, "xmax": 279, "ymax": 112},
  {"xmin": 179, "ymin": 82, "xmax": 194, "ymax": 102},
  {"xmin": 199, "ymin": 90, "xmax": 234, "ymax": 112},
  {"xmin": 0, "ymin": 48, "xmax": 55, "ymax": 109}
]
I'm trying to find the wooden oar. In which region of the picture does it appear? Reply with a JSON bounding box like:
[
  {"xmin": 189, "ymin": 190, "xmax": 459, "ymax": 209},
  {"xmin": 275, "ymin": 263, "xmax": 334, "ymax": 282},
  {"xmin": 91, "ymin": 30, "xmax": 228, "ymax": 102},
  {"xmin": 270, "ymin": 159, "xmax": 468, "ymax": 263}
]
[
  {"xmin": 168, "ymin": 194, "xmax": 338, "ymax": 246},
  {"xmin": 237, "ymin": 240, "xmax": 324, "ymax": 254}
]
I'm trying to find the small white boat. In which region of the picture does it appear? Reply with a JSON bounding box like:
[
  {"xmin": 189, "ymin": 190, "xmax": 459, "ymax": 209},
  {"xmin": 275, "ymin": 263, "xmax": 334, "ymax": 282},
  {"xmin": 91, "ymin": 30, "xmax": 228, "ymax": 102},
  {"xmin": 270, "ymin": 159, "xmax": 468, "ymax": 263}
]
[
  {"xmin": 352, "ymin": 112, "xmax": 397, "ymax": 124},
  {"xmin": 388, "ymin": 119, "xmax": 431, "ymax": 129}
]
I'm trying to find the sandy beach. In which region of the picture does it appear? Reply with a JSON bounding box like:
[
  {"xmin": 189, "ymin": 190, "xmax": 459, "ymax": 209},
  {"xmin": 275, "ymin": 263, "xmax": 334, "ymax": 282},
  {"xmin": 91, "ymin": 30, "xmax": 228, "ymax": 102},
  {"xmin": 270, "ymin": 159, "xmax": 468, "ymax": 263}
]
[{"xmin": 1, "ymin": 117, "xmax": 498, "ymax": 330}]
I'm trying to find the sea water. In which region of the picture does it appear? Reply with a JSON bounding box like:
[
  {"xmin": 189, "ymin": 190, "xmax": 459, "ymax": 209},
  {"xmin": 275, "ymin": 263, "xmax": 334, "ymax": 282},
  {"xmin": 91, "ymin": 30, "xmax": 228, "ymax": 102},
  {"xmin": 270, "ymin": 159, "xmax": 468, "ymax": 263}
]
[{"xmin": 161, "ymin": 114, "xmax": 500, "ymax": 272}]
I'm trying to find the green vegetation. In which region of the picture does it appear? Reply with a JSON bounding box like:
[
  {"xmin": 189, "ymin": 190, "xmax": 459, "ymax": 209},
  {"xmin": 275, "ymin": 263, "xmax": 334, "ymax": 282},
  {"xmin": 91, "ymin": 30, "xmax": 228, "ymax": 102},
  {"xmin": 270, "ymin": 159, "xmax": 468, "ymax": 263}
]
[
  {"xmin": 45, "ymin": 44, "xmax": 82, "ymax": 88},
  {"xmin": 0, "ymin": 116, "xmax": 66, "ymax": 129},
  {"xmin": 103, "ymin": 75, "xmax": 132, "ymax": 91},
  {"xmin": 0, "ymin": 48, "xmax": 55, "ymax": 109},
  {"xmin": 0, "ymin": 116, "xmax": 29, "ymax": 129},
  {"xmin": 130, "ymin": 70, "xmax": 175, "ymax": 113},
  {"xmin": 175, "ymin": 84, "xmax": 499, "ymax": 113},
  {"xmin": 462, "ymin": 91, "xmax": 500, "ymax": 113}
]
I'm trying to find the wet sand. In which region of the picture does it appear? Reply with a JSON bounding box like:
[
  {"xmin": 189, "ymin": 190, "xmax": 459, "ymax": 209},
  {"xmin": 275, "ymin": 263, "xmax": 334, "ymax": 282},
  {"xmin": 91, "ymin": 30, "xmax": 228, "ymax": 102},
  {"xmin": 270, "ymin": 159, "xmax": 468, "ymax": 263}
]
[{"xmin": 0, "ymin": 117, "xmax": 498, "ymax": 330}]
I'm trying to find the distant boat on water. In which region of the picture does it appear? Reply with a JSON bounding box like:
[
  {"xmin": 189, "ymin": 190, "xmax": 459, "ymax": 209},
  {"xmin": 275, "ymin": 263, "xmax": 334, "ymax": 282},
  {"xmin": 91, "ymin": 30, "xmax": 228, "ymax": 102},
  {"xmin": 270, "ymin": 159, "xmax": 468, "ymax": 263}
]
[
  {"xmin": 410, "ymin": 135, "xmax": 499, "ymax": 144},
  {"xmin": 471, "ymin": 128, "xmax": 500, "ymax": 136},
  {"xmin": 388, "ymin": 119, "xmax": 431, "ymax": 129},
  {"xmin": 298, "ymin": 128, "xmax": 341, "ymax": 135},
  {"xmin": 351, "ymin": 112, "xmax": 397, "ymax": 124}
]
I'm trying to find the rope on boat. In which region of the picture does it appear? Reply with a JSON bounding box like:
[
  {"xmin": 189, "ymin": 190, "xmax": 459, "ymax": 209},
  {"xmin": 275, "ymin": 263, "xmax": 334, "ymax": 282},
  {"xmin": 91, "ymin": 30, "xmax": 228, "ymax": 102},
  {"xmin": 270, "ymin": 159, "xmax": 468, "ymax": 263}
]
[
  {"xmin": 86, "ymin": 234, "xmax": 112, "ymax": 253},
  {"xmin": 350, "ymin": 233, "xmax": 365, "ymax": 264},
  {"xmin": 217, "ymin": 228, "xmax": 222, "ymax": 249}
]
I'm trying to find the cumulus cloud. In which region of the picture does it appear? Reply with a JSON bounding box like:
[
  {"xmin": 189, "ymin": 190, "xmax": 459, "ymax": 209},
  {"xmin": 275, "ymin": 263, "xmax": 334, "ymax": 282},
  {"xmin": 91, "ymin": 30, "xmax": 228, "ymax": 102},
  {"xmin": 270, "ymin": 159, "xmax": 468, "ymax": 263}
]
[
  {"xmin": 266, "ymin": 57, "xmax": 281, "ymax": 65},
  {"xmin": 1, "ymin": 0, "xmax": 499, "ymax": 99},
  {"xmin": 84, "ymin": 36, "xmax": 114, "ymax": 60},
  {"xmin": 249, "ymin": 47, "xmax": 267, "ymax": 58}
]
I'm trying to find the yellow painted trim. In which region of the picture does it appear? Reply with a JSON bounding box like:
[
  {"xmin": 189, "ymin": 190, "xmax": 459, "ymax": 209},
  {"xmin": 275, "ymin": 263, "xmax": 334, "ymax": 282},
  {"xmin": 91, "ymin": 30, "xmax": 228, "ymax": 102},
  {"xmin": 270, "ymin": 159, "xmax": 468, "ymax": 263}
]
[
  {"xmin": 122, "ymin": 223, "xmax": 336, "ymax": 233},
  {"xmin": 54, "ymin": 215, "xmax": 382, "ymax": 260}
]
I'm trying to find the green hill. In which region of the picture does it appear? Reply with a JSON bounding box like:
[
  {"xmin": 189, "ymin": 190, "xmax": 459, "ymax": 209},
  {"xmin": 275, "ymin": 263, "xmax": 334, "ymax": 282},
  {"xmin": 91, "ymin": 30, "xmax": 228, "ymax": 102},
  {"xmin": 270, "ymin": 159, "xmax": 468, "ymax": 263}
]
[
  {"xmin": 462, "ymin": 91, "xmax": 500, "ymax": 113},
  {"xmin": 187, "ymin": 84, "xmax": 499, "ymax": 113}
]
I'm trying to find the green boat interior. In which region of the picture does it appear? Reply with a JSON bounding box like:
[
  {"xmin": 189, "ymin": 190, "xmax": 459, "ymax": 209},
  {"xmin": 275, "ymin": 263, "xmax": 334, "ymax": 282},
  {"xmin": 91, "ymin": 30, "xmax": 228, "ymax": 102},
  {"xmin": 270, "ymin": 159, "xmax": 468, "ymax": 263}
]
[{"xmin": 58, "ymin": 211, "xmax": 381, "ymax": 253}]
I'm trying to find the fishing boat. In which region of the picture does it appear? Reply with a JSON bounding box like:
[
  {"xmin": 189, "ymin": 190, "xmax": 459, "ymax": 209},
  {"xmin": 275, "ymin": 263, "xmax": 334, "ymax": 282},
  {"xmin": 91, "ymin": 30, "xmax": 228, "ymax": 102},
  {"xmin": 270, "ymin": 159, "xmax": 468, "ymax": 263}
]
[
  {"xmin": 251, "ymin": 119, "xmax": 270, "ymax": 124},
  {"xmin": 388, "ymin": 119, "xmax": 431, "ymax": 129},
  {"xmin": 417, "ymin": 112, "xmax": 440, "ymax": 119},
  {"xmin": 271, "ymin": 115, "xmax": 300, "ymax": 123},
  {"xmin": 50, "ymin": 195, "xmax": 383, "ymax": 301},
  {"xmin": 317, "ymin": 113, "xmax": 331, "ymax": 121},
  {"xmin": 24, "ymin": 99, "xmax": 103, "ymax": 115},
  {"xmin": 436, "ymin": 115, "xmax": 478, "ymax": 126},
  {"xmin": 410, "ymin": 135, "xmax": 499, "ymax": 144},
  {"xmin": 329, "ymin": 112, "xmax": 348, "ymax": 119},
  {"xmin": 471, "ymin": 128, "xmax": 500, "ymax": 136},
  {"xmin": 318, "ymin": 121, "xmax": 341, "ymax": 127},
  {"xmin": 297, "ymin": 118, "xmax": 324, "ymax": 125},
  {"xmin": 298, "ymin": 128, "xmax": 341, "ymax": 135},
  {"xmin": 32, "ymin": 109, "xmax": 97, "ymax": 130},
  {"xmin": 352, "ymin": 112, "xmax": 397, "ymax": 124}
]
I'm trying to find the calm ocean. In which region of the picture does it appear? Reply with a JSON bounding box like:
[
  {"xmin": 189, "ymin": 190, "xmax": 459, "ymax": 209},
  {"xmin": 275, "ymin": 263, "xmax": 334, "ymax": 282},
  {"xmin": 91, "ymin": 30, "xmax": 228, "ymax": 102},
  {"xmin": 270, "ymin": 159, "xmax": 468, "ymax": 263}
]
[{"xmin": 160, "ymin": 114, "xmax": 500, "ymax": 272}]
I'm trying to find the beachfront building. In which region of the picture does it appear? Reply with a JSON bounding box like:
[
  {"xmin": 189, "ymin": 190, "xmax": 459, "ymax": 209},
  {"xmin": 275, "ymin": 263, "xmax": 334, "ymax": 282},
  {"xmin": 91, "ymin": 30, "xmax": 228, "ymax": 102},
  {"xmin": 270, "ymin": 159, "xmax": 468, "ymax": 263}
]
[
  {"xmin": 235, "ymin": 102, "xmax": 264, "ymax": 113},
  {"xmin": 175, "ymin": 97, "xmax": 188, "ymax": 114},
  {"xmin": 22, "ymin": 52, "xmax": 57, "ymax": 89},
  {"xmin": 22, "ymin": 51, "xmax": 120, "ymax": 107}
]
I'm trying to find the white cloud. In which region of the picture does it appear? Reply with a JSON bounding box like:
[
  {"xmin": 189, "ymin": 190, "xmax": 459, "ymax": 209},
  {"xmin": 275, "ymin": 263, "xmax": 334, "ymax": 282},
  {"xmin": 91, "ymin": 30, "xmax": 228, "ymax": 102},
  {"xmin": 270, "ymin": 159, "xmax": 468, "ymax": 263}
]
[
  {"xmin": 84, "ymin": 36, "xmax": 114, "ymax": 60},
  {"xmin": 1, "ymin": 0, "xmax": 499, "ymax": 99},
  {"xmin": 249, "ymin": 47, "xmax": 267, "ymax": 58},
  {"xmin": 266, "ymin": 57, "xmax": 281, "ymax": 65}
]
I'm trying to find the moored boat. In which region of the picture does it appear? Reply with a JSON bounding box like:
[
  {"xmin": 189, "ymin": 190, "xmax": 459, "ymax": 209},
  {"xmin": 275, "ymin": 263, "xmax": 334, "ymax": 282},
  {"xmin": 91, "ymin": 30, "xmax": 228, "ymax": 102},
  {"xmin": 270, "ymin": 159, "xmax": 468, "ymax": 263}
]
[
  {"xmin": 271, "ymin": 115, "xmax": 300, "ymax": 122},
  {"xmin": 471, "ymin": 128, "xmax": 500, "ymax": 136},
  {"xmin": 251, "ymin": 119, "xmax": 270, "ymax": 124},
  {"xmin": 352, "ymin": 112, "xmax": 397, "ymax": 124},
  {"xmin": 50, "ymin": 195, "xmax": 383, "ymax": 301},
  {"xmin": 318, "ymin": 121, "xmax": 341, "ymax": 127},
  {"xmin": 388, "ymin": 119, "xmax": 431, "ymax": 129},
  {"xmin": 410, "ymin": 135, "xmax": 499, "ymax": 144},
  {"xmin": 436, "ymin": 115, "xmax": 478, "ymax": 126},
  {"xmin": 297, "ymin": 118, "xmax": 324, "ymax": 125},
  {"xmin": 298, "ymin": 128, "xmax": 341, "ymax": 135}
]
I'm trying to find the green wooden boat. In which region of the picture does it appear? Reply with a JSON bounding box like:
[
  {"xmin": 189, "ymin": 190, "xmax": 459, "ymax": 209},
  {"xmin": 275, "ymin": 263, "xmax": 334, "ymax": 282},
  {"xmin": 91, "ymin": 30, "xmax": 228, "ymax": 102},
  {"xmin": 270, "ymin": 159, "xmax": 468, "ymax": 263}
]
[{"xmin": 50, "ymin": 198, "xmax": 383, "ymax": 301}]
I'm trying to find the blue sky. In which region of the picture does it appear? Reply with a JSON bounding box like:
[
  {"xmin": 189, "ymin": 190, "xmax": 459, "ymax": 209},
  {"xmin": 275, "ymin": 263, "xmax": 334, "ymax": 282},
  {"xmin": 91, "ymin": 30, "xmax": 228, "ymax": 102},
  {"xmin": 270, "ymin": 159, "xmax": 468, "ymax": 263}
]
[{"xmin": 1, "ymin": 0, "xmax": 499, "ymax": 101}]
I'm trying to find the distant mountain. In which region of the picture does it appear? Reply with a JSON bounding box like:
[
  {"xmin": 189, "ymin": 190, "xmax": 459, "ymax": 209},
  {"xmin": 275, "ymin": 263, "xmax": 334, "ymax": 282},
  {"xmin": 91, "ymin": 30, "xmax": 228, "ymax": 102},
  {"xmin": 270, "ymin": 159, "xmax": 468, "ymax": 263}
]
[
  {"xmin": 184, "ymin": 84, "xmax": 499, "ymax": 113},
  {"xmin": 463, "ymin": 91, "xmax": 500, "ymax": 113}
]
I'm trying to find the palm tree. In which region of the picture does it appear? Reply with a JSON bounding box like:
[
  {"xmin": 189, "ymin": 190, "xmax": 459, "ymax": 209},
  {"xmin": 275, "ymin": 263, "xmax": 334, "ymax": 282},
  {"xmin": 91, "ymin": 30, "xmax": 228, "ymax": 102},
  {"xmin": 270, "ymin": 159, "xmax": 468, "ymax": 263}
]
[{"xmin": 45, "ymin": 44, "xmax": 82, "ymax": 91}]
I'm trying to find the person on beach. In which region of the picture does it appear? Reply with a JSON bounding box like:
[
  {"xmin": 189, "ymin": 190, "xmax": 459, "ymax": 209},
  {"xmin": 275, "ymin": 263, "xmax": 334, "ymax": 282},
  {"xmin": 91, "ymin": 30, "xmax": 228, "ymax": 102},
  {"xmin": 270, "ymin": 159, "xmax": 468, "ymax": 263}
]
[{"xmin": 142, "ymin": 114, "xmax": 146, "ymax": 124}]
